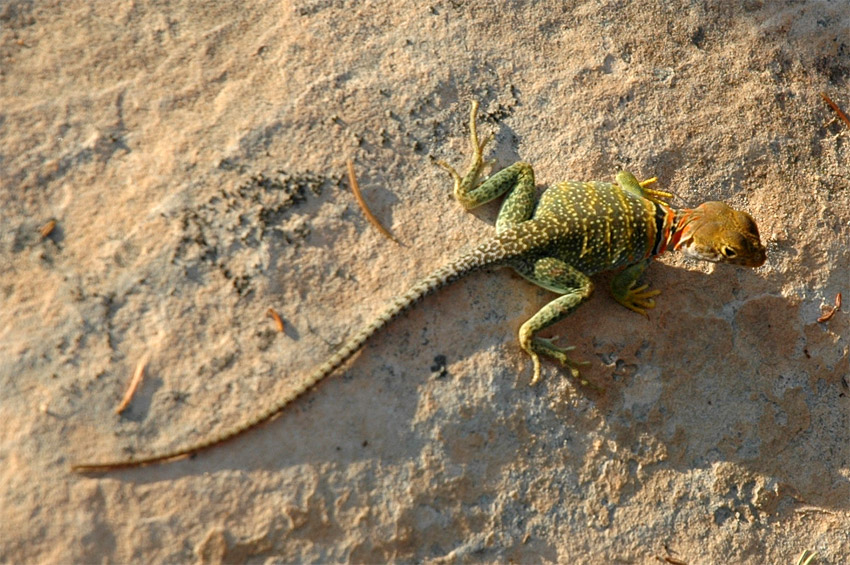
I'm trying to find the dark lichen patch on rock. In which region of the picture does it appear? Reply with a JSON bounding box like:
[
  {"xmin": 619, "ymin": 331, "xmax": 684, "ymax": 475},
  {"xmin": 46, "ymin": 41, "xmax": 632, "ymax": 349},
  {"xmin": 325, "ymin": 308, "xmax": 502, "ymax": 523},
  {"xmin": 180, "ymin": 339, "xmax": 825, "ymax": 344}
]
[{"xmin": 171, "ymin": 168, "xmax": 343, "ymax": 296}]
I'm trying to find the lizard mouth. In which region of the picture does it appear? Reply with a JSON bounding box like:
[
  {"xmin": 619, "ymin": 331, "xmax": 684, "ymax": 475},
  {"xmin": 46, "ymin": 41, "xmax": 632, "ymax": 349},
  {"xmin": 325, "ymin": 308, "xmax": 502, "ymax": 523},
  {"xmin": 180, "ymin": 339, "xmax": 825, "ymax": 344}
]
[
  {"xmin": 679, "ymin": 238, "xmax": 766, "ymax": 267},
  {"xmin": 680, "ymin": 242, "xmax": 722, "ymax": 263}
]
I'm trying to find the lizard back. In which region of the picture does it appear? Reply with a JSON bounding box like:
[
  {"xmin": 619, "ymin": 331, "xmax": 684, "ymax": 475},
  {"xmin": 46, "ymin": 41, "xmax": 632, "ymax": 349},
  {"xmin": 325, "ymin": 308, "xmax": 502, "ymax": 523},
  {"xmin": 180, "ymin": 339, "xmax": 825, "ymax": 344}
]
[{"xmin": 509, "ymin": 179, "xmax": 670, "ymax": 276}]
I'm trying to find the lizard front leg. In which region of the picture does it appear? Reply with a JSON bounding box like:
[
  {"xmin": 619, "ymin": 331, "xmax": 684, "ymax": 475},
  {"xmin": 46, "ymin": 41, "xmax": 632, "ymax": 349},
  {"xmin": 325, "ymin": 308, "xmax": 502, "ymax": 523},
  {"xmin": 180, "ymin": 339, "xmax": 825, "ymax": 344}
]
[
  {"xmin": 610, "ymin": 259, "xmax": 660, "ymax": 317},
  {"xmin": 514, "ymin": 257, "xmax": 594, "ymax": 386},
  {"xmin": 616, "ymin": 170, "xmax": 674, "ymax": 206}
]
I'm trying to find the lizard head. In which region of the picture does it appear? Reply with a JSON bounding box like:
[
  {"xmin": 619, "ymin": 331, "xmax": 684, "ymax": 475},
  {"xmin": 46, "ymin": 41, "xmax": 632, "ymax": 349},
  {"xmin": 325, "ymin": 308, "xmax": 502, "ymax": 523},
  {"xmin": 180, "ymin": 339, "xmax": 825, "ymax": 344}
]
[{"xmin": 675, "ymin": 201, "xmax": 766, "ymax": 267}]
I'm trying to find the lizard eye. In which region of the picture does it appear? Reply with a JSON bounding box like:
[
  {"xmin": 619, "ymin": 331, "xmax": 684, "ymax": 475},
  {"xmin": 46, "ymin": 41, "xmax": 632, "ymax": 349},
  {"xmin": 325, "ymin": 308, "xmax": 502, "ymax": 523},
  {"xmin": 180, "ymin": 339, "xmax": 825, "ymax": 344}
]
[{"xmin": 721, "ymin": 246, "xmax": 736, "ymax": 258}]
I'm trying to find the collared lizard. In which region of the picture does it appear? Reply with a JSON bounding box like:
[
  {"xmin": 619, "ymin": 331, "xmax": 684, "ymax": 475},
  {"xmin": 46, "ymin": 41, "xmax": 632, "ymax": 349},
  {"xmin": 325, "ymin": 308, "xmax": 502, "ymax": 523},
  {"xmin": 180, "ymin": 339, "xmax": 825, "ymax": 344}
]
[{"xmin": 72, "ymin": 101, "xmax": 766, "ymax": 472}]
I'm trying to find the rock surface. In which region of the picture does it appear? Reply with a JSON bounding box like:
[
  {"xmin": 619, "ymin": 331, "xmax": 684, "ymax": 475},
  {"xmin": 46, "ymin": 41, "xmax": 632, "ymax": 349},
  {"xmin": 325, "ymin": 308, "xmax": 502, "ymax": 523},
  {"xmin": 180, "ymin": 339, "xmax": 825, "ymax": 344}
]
[{"xmin": 2, "ymin": 0, "xmax": 849, "ymax": 562}]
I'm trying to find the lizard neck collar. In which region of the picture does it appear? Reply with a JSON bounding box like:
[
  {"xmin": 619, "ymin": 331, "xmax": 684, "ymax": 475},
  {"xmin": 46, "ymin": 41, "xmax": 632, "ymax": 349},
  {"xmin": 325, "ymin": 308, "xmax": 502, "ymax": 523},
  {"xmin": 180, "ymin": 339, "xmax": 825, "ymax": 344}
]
[
  {"xmin": 648, "ymin": 202, "xmax": 687, "ymax": 258},
  {"xmin": 669, "ymin": 207, "xmax": 694, "ymax": 252}
]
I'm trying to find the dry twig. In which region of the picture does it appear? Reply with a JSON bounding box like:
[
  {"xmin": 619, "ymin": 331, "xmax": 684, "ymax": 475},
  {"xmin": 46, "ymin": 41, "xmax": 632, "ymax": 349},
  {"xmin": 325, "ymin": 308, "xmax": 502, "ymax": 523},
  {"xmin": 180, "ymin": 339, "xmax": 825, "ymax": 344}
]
[
  {"xmin": 816, "ymin": 292, "xmax": 841, "ymax": 323},
  {"xmin": 346, "ymin": 158, "xmax": 397, "ymax": 243},
  {"xmin": 115, "ymin": 354, "xmax": 150, "ymax": 414},
  {"xmin": 820, "ymin": 92, "xmax": 850, "ymax": 130},
  {"xmin": 40, "ymin": 219, "xmax": 56, "ymax": 238},
  {"xmin": 267, "ymin": 308, "xmax": 285, "ymax": 332}
]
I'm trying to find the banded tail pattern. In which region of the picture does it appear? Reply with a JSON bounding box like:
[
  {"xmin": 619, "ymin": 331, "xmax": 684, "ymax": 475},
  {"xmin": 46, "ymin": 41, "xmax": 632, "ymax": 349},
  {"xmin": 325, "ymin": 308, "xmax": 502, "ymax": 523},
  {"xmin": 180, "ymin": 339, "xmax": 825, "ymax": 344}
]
[{"xmin": 72, "ymin": 237, "xmax": 516, "ymax": 472}]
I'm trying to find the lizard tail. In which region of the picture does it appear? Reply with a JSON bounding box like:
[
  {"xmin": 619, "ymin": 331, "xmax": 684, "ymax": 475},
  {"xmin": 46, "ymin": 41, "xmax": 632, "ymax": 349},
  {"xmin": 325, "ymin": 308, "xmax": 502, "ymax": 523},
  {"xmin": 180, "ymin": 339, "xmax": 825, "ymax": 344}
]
[{"xmin": 71, "ymin": 237, "xmax": 515, "ymax": 472}]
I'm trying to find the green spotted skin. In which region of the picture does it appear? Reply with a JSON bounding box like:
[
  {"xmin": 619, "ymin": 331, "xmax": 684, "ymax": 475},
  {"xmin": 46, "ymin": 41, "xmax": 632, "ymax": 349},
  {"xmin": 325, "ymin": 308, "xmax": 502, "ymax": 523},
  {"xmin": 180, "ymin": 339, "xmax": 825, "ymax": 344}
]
[
  {"xmin": 503, "ymin": 174, "xmax": 663, "ymax": 277},
  {"xmin": 71, "ymin": 101, "xmax": 764, "ymax": 472}
]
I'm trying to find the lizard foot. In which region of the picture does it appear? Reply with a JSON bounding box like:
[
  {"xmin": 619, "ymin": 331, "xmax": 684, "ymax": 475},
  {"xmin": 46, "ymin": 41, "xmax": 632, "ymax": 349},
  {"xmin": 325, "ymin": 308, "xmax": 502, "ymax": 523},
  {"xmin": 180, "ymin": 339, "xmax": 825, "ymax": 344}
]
[
  {"xmin": 615, "ymin": 283, "xmax": 661, "ymax": 318},
  {"xmin": 530, "ymin": 336, "xmax": 597, "ymax": 390}
]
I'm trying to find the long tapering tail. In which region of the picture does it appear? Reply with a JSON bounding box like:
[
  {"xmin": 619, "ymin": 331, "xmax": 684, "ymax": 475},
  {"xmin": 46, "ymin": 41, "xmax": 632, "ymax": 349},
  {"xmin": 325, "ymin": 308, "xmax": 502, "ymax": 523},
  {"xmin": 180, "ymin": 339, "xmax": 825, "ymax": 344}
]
[{"xmin": 71, "ymin": 237, "xmax": 517, "ymax": 472}]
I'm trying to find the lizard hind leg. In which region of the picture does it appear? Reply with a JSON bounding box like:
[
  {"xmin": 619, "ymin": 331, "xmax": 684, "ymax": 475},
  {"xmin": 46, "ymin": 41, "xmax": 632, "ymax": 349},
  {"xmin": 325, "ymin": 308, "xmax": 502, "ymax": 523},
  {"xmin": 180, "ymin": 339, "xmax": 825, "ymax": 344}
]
[
  {"xmin": 435, "ymin": 101, "xmax": 538, "ymax": 230},
  {"xmin": 515, "ymin": 257, "xmax": 594, "ymax": 387},
  {"xmin": 435, "ymin": 99, "xmax": 495, "ymax": 209}
]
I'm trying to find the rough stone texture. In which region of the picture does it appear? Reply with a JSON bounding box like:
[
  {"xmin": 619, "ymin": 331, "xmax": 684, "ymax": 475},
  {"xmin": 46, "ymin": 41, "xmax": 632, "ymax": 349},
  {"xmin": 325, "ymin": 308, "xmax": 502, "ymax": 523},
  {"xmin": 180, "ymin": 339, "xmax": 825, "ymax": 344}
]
[{"xmin": 2, "ymin": 1, "xmax": 849, "ymax": 563}]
